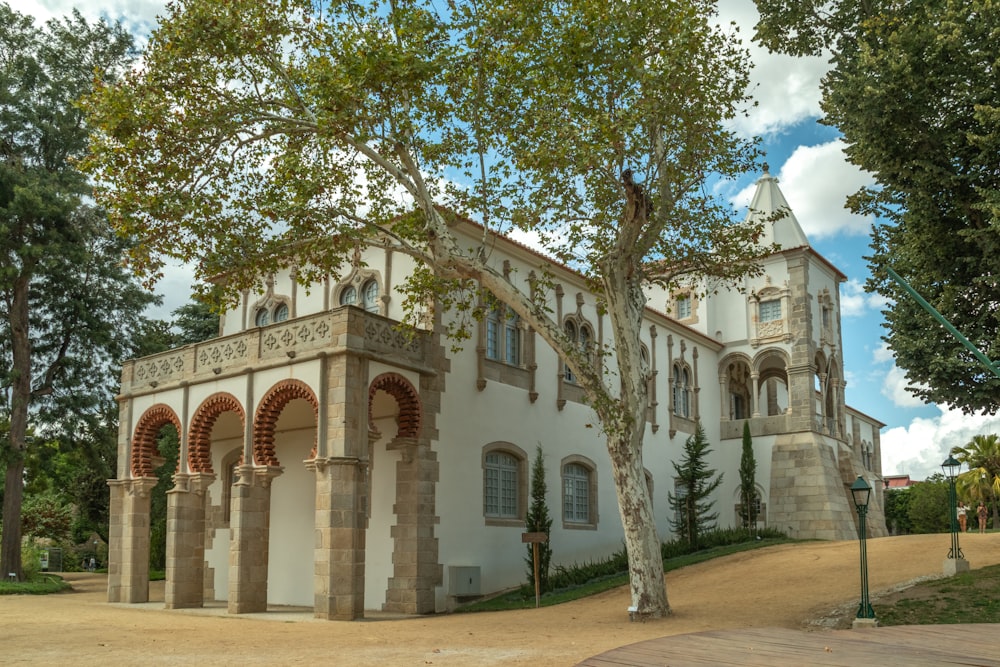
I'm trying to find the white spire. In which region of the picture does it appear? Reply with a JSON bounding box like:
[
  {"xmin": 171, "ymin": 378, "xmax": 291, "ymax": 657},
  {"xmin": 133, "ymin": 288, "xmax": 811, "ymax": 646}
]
[{"xmin": 744, "ymin": 164, "xmax": 810, "ymax": 249}]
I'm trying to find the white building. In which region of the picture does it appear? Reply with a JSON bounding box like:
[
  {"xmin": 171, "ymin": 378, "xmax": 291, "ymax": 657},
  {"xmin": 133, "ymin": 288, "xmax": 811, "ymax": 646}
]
[{"xmin": 107, "ymin": 170, "xmax": 886, "ymax": 619}]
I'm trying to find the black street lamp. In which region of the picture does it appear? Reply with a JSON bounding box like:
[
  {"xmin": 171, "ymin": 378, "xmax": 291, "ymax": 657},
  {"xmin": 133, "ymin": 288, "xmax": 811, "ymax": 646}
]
[
  {"xmin": 942, "ymin": 455, "xmax": 964, "ymax": 561},
  {"xmin": 850, "ymin": 475, "xmax": 876, "ymax": 624}
]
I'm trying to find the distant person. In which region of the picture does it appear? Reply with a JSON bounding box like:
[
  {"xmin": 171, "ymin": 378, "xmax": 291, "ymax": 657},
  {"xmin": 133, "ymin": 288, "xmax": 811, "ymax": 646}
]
[
  {"xmin": 89, "ymin": 557, "xmax": 96, "ymax": 572},
  {"xmin": 978, "ymin": 501, "xmax": 989, "ymax": 534},
  {"xmin": 958, "ymin": 502, "xmax": 968, "ymax": 532}
]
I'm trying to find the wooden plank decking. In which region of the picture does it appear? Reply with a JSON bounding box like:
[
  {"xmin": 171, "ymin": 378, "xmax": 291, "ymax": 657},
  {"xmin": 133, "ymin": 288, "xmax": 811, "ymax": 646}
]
[{"xmin": 578, "ymin": 624, "xmax": 1000, "ymax": 666}]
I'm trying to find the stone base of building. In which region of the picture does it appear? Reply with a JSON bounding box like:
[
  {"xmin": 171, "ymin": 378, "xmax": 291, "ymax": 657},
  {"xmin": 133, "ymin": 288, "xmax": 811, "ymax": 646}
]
[{"xmin": 769, "ymin": 432, "xmax": 858, "ymax": 541}]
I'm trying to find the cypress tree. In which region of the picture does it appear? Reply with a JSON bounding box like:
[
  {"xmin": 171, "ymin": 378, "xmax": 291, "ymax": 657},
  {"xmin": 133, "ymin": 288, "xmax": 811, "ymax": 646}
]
[
  {"xmin": 739, "ymin": 421, "xmax": 758, "ymax": 534},
  {"xmin": 524, "ymin": 445, "xmax": 552, "ymax": 592}
]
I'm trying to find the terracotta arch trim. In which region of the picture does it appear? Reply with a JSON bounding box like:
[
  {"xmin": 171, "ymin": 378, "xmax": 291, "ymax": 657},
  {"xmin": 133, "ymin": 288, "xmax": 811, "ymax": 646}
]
[
  {"xmin": 368, "ymin": 372, "xmax": 422, "ymax": 439},
  {"xmin": 253, "ymin": 379, "xmax": 319, "ymax": 466},
  {"xmin": 131, "ymin": 404, "xmax": 182, "ymax": 478},
  {"xmin": 187, "ymin": 393, "xmax": 246, "ymax": 474}
]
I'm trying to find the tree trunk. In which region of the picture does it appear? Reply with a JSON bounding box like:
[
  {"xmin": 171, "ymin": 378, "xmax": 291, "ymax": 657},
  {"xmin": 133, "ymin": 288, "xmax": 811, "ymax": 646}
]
[
  {"xmin": 2, "ymin": 274, "xmax": 32, "ymax": 581},
  {"xmin": 608, "ymin": 432, "xmax": 670, "ymax": 617},
  {"xmin": 1, "ymin": 460, "xmax": 25, "ymax": 580}
]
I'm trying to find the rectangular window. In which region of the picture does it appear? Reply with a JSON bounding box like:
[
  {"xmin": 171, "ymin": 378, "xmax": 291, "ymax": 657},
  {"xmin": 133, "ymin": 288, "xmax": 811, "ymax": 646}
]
[
  {"xmin": 759, "ymin": 299, "xmax": 781, "ymax": 322},
  {"xmin": 676, "ymin": 296, "xmax": 692, "ymax": 319},
  {"xmin": 486, "ymin": 317, "xmax": 500, "ymax": 360},
  {"xmin": 731, "ymin": 393, "xmax": 746, "ymax": 420},
  {"xmin": 504, "ymin": 314, "xmax": 520, "ymax": 365}
]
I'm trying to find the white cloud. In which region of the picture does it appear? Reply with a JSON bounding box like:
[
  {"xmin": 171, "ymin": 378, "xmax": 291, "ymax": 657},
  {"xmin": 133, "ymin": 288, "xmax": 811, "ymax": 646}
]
[
  {"xmin": 881, "ymin": 365, "xmax": 927, "ymax": 409},
  {"xmin": 717, "ymin": 0, "xmax": 827, "ymax": 137},
  {"xmin": 731, "ymin": 141, "xmax": 875, "ymax": 239},
  {"xmin": 840, "ymin": 279, "xmax": 868, "ymax": 317},
  {"xmin": 144, "ymin": 259, "xmax": 198, "ymax": 322},
  {"xmin": 840, "ymin": 279, "xmax": 891, "ymax": 318},
  {"xmin": 881, "ymin": 408, "xmax": 1000, "ymax": 480},
  {"xmin": 776, "ymin": 141, "xmax": 875, "ymax": 239},
  {"xmin": 10, "ymin": 0, "xmax": 165, "ymax": 33},
  {"xmin": 873, "ymin": 341, "xmax": 894, "ymax": 364}
]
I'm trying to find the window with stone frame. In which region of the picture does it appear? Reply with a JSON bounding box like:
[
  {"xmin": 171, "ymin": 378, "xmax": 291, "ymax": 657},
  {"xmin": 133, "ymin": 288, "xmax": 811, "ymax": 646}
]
[
  {"xmin": 758, "ymin": 299, "xmax": 782, "ymax": 322},
  {"xmin": 563, "ymin": 317, "xmax": 594, "ymax": 383},
  {"xmin": 253, "ymin": 301, "xmax": 290, "ymax": 327},
  {"xmin": 676, "ymin": 294, "xmax": 692, "ymax": 319},
  {"xmin": 561, "ymin": 456, "xmax": 598, "ymax": 528},
  {"xmin": 485, "ymin": 304, "xmax": 522, "ymax": 366},
  {"xmin": 672, "ymin": 363, "xmax": 692, "ymax": 418},
  {"xmin": 336, "ymin": 271, "xmax": 383, "ymax": 315},
  {"xmin": 482, "ymin": 443, "xmax": 528, "ymax": 525}
]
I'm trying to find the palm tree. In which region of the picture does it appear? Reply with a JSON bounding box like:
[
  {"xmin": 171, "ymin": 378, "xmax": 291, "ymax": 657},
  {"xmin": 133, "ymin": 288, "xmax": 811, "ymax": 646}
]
[{"xmin": 952, "ymin": 434, "xmax": 1000, "ymax": 531}]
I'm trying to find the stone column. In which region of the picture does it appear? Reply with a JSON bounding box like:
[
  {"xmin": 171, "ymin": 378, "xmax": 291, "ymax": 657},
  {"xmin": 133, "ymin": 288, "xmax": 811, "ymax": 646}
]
[
  {"xmin": 165, "ymin": 473, "xmax": 215, "ymax": 609},
  {"xmin": 228, "ymin": 465, "xmax": 281, "ymax": 614},
  {"xmin": 312, "ymin": 457, "xmax": 368, "ymax": 620},
  {"xmin": 112, "ymin": 477, "xmax": 158, "ymax": 603},
  {"xmin": 384, "ymin": 437, "xmax": 442, "ymax": 614},
  {"xmin": 751, "ymin": 373, "xmax": 761, "ymax": 418},
  {"xmin": 106, "ymin": 480, "xmax": 126, "ymax": 602}
]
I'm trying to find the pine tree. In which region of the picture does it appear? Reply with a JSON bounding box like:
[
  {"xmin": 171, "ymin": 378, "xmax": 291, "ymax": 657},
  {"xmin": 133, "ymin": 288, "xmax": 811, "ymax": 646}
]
[
  {"xmin": 739, "ymin": 421, "xmax": 758, "ymax": 533},
  {"xmin": 524, "ymin": 445, "xmax": 552, "ymax": 592},
  {"xmin": 668, "ymin": 422, "xmax": 723, "ymax": 549}
]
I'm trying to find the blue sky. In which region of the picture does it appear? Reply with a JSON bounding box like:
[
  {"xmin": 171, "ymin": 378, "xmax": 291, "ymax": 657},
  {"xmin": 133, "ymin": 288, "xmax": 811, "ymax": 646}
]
[{"xmin": 17, "ymin": 0, "xmax": 1000, "ymax": 480}]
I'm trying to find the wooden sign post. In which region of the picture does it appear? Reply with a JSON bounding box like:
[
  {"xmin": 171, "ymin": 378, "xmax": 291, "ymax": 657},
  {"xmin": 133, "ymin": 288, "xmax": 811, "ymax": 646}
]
[{"xmin": 521, "ymin": 532, "xmax": 548, "ymax": 608}]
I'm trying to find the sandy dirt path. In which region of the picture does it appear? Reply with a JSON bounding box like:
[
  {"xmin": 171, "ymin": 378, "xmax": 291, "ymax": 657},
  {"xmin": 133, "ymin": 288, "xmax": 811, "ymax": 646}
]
[{"xmin": 4, "ymin": 533, "xmax": 999, "ymax": 666}]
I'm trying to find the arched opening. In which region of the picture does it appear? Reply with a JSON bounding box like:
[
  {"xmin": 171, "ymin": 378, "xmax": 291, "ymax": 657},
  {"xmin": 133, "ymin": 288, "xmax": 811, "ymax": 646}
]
[
  {"xmin": 188, "ymin": 393, "xmax": 246, "ymax": 604},
  {"xmin": 756, "ymin": 350, "xmax": 790, "ymax": 417},
  {"xmin": 249, "ymin": 380, "xmax": 319, "ymax": 608}
]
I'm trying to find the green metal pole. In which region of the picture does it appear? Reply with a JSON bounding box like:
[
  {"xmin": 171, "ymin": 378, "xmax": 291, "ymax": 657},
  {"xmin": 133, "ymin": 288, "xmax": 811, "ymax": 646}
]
[
  {"xmin": 948, "ymin": 478, "xmax": 965, "ymax": 560},
  {"xmin": 856, "ymin": 505, "xmax": 875, "ymax": 619},
  {"xmin": 885, "ymin": 267, "xmax": 1000, "ymax": 379}
]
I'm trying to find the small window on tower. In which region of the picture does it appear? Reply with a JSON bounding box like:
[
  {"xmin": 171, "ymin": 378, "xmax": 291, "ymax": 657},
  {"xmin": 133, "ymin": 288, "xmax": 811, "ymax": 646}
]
[
  {"xmin": 676, "ymin": 295, "xmax": 692, "ymax": 319},
  {"xmin": 759, "ymin": 299, "xmax": 781, "ymax": 322}
]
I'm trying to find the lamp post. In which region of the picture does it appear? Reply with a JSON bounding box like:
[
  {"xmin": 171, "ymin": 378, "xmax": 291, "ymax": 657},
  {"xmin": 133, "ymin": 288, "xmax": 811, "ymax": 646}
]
[
  {"xmin": 942, "ymin": 455, "xmax": 970, "ymax": 575},
  {"xmin": 850, "ymin": 475, "xmax": 876, "ymax": 627}
]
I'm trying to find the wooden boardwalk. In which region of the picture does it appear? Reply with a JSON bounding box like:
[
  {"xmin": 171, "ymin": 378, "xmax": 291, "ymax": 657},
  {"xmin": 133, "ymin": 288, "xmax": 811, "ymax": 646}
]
[{"xmin": 578, "ymin": 624, "xmax": 1000, "ymax": 666}]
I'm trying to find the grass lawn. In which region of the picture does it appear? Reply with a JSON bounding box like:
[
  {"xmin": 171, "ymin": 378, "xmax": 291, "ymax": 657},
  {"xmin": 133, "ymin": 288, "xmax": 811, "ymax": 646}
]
[
  {"xmin": 0, "ymin": 573, "xmax": 72, "ymax": 595},
  {"xmin": 870, "ymin": 563, "xmax": 1000, "ymax": 627}
]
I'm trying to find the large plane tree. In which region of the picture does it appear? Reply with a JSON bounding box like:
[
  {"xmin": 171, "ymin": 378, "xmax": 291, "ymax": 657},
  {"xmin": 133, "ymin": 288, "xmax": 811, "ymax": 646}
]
[{"xmin": 84, "ymin": 0, "xmax": 772, "ymax": 617}]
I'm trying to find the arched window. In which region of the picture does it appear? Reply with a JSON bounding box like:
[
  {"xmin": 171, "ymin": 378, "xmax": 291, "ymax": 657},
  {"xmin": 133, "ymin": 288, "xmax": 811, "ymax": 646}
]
[
  {"xmin": 561, "ymin": 456, "xmax": 598, "ymax": 527},
  {"xmin": 482, "ymin": 443, "xmax": 528, "ymax": 525},
  {"xmin": 339, "ymin": 285, "xmax": 357, "ymax": 306},
  {"xmin": 564, "ymin": 320, "xmax": 577, "ymax": 382},
  {"xmin": 563, "ymin": 464, "xmax": 590, "ymax": 523},
  {"xmin": 673, "ymin": 363, "xmax": 691, "ymax": 418},
  {"xmin": 361, "ymin": 279, "xmax": 380, "ymax": 313},
  {"xmin": 273, "ymin": 302, "xmax": 290, "ymax": 322},
  {"xmin": 254, "ymin": 302, "xmax": 290, "ymax": 327},
  {"xmin": 563, "ymin": 318, "xmax": 594, "ymax": 383}
]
